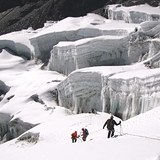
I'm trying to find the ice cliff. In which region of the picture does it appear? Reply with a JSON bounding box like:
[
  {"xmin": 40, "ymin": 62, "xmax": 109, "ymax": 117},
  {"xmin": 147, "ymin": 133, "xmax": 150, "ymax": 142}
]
[
  {"xmin": 52, "ymin": 6, "xmax": 160, "ymax": 120},
  {"xmin": 1, "ymin": 5, "xmax": 160, "ymax": 123},
  {"xmin": 30, "ymin": 14, "xmax": 138, "ymax": 64},
  {"xmin": 57, "ymin": 63, "xmax": 160, "ymax": 120},
  {"xmin": 57, "ymin": 64, "xmax": 147, "ymax": 118},
  {"xmin": 49, "ymin": 35, "xmax": 129, "ymax": 75},
  {"xmin": 107, "ymin": 68, "xmax": 160, "ymax": 120},
  {"xmin": 108, "ymin": 4, "xmax": 160, "ymax": 23}
]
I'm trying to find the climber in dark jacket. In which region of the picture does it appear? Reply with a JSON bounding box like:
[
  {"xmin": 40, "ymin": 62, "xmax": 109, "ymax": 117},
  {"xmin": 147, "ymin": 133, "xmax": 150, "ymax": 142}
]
[{"xmin": 103, "ymin": 115, "xmax": 121, "ymax": 138}]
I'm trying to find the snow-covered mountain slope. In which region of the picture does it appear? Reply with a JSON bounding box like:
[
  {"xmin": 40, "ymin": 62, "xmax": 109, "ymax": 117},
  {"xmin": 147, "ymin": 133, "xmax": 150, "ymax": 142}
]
[
  {"xmin": 0, "ymin": 105, "xmax": 160, "ymax": 160},
  {"xmin": 0, "ymin": 4, "xmax": 160, "ymax": 160}
]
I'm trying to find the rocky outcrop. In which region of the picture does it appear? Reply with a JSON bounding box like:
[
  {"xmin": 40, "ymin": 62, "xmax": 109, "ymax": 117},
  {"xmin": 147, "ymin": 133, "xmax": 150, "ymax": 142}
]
[
  {"xmin": 0, "ymin": 113, "xmax": 36, "ymax": 143},
  {"xmin": 123, "ymin": 0, "xmax": 160, "ymax": 7},
  {"xmin": 0, "ymin": 80, "xmax": 10, "ymax": 96},
  {"xmin": 0, "ymin": 0, "xmax": 110, "ymax": 35},
  {"xmin": 0, "ymin": 113, "xmax": 11, "ymax": 142}
]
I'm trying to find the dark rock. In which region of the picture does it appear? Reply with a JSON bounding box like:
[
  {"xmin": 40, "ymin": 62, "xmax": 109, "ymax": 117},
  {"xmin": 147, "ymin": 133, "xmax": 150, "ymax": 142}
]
[
  {"xmin": 0, "ymin": 0, "xmax": 159, "ymax": 38},
  {"xmin": 29, "ymin": 94, "xmax": 45, "ymax": 104},
  {"xmin": 122, "ymin": 0, "xmax": 160, "ymax": 7},
  {"xmin": 17, "ymin": 132, "xmax": 40, "ymax": 143},
  {"xmin": 0, "ymin": 113, "xmax": 36, "ymax": 143},
  {"xmin": 0, "ymin": 80, "xmax": 10, "ymax": 96},
  {"xmin": 9, "ymin": 118, "xmax": 36, "ymax": 139}
]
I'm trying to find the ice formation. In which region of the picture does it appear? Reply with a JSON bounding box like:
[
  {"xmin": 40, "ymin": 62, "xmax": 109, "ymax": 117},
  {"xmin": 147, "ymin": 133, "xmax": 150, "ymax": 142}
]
[
  {"xmin": 57, "ymin": 64, "xmax": 147, "ymax": 118},
  {"xmin": 49, "ymin": 35, "xmax": 129, "ymax": 75},
  {"xmin": 0, "ymin": 29, "xmax": 35, "ymax": 60},
  {"xmin": 30, "ymin": 13, "xmax": 138, "ymax": 64},
  {"xmin": 53, "ymin": 8, "xmax": 160, "ymax": 120},
  {"xmin": 107, "ymin": 4, "xmax": 160, "ymax": 23}
]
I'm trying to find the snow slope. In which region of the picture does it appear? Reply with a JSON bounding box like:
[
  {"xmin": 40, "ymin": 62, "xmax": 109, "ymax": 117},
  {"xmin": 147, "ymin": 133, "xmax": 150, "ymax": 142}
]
[
  {"xmin": 0, "ymin": 4, "xmax": 160, "ymax": 160},
  {"xmin": 0, "ymin": 45, "xmax": 160, "ymax": 160}
]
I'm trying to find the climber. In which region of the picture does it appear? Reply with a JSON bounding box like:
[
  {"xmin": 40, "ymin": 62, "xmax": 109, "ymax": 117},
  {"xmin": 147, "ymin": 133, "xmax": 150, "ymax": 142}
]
[
  {"xmin": 103, "ymin": 115, "xmax": 121, "ymax": 138},
  {"xmin": 81, "ymin": 128, "xmax": 89, "ymax": 141},
  {"xmin": 71, "ymin": 131, "xmax": 78, "ymax": 143}
]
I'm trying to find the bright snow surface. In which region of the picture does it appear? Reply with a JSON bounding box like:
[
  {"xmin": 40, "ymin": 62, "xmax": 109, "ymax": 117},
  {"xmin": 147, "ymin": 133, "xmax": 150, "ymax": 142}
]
[
  {"xmin": 0, "ymin": 42, "xmax": 160, "ymax": 160},
  {"xmin": 0, "ymin": 4, "xmax": 160, "ymax": 160}
]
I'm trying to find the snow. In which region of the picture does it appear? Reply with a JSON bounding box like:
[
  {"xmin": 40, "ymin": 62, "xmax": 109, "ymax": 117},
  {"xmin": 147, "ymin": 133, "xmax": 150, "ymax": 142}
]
[
  {"xmin": 108, "ymin": 4, "xmax": 160, "ymax": 15},
  {"xmin": 0, "ymin": 29, "xmax": 36, "ymax": 60},
  {"xmin": 31, "ymin": 13, "xmax": 138, "ymax": 38},
  {"xmin": 0, "ymin": 50, "xmax": 160, "ymax": 159},
  {"xmin": 0, "ymin": 4, "xmax": 160, "ymax": 160},
  {"xmin": 108, "ymin": 4, "xmax": 160, "ymax": 23},
  {"xmin": 30, "ymin": 13, "xmax": 139, "ymax": 63}
]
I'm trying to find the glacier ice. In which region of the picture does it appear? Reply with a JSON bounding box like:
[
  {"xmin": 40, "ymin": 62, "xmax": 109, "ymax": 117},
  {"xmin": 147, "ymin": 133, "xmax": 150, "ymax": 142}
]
[
  {"xmin": 49, "ymin": 35, "xmax": 129, "ymax": 75},
  {"xmin": 48, "ymin": 11, "xmax": 160, "ymax": 120},
  {"xmin": 57, "ymin": 65, "xmax": 160, "ymax": 120},
  {"xmin": 30, "ymin": 13, "xmax": 138, "ymax": 64},
  {"xmin": 108, "ymin": 4, "xmax": 160, "ymax": 24},
  {"xmin": 107, "ymin": 68, "xmax": 160, "ymax": 120},
  {"xmin": 57, "ymin": 64, "xmax": 147, "ymax": 118},
  {"xmin": 0, "ymin": 29, "xmax": 35, "ymax": 60}
]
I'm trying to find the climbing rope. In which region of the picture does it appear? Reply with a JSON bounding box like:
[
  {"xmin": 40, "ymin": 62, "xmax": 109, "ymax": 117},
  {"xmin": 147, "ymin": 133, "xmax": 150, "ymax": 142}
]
[
  {"xmin": 122, "ymin": 132, "xmax": 160, "ymax": 141},
  {"xmin": 117, "ymin": 124, "xmax": 160, "ymax": 141}
]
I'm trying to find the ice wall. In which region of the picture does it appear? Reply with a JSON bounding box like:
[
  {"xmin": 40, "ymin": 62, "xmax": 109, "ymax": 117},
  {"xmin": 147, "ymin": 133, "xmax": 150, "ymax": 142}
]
[
  {"xmin": 30, "ymin": 14, "xmax": 138, "ymax": 64},
  {"xmin": 57, "ymin": 65, "xmax": 160, "ymax": 120},
  {"xmin": 108, "ymin": 4, "xmax": 160, "ymax": 23},
  {"xmin": 49, "ymin": 20, "xmax": 160, "ymax": 75},
  {"xmin": 57, "ymin": 70, "xmax": 102, "ymax": 113},
  {"xmin": 127, "ymin": 21, "xmax": 160, "ymax": 64},
  {"xmin": 57, "ymin": 64, "xmax": 147, "ymax": 118},
  {"xmin": 49, "ymin": 36, "xmax": 129, "ymax": 75},
  {"xmin": 128, "ymin": 31, "xmax": 151, "ymax": 63},
  {"xmin": 107, "ymin": 68, "xmax": 160, "ymax": 120},
  {"xmin": 146, "ymin": 39, "xmax": 160, "ymax": 67},
  {"xmin": 140, "ymin": 21, "xmax": 160, "ymax": 38}
]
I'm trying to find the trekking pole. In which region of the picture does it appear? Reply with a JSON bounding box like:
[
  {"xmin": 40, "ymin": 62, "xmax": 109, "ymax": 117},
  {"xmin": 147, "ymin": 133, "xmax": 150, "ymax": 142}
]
[
  {"xmin": 120, "ymin": 123, "xmax": 123, "ymax": 136},
  {"xmin": 78, "ymin": 136, "xmax": 83, "ymax": 142}
]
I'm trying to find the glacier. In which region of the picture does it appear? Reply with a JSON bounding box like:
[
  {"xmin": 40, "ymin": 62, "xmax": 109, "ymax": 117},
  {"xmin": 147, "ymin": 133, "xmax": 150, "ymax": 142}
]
[
  {"xmin": 0, "ymin": 4, "xmax": 160, "ymax": 142},
  {"xmin": 57, "ymin": 64, "xmax": 147, "ymax": 117},
  {"xmin": 0, "ymin": 28, "xmax": 35, "ymax": 60},
  {"xmin": 107, "ymin": 68, "xmax": 160, "ymax": 120},
  {"xmin": 30, "ymin": 13, "xmax": 139, "ymax": 64},
  {"xmin": 107, "ymin": 4, "xmax": 160, "ymax": 23},
  {"xmin": 49, "ymin": 35, "xmax": 129, "ymax": 75},
  {"xmin": 57, "ymin": 63, "xmax": 160, "ymax": 120},
  {"xmin": 51, "ymin": 8, "xmax": 160, "ymax": 120}
]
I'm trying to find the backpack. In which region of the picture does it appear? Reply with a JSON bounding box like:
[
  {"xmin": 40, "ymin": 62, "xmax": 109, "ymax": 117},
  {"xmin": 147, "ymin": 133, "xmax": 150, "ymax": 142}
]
[
  {"xmin": 84, "ymin": 128, "xmax": 89, "ymax": 136},
  {"xmin": 107, "ymin": 119, "xmax": 114, "ymax": 130}
]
